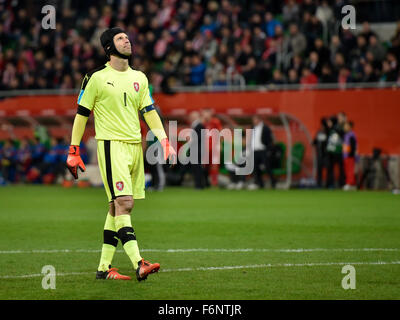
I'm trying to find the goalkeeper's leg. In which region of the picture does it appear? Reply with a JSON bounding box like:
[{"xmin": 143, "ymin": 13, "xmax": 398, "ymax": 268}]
[
  {"xmin": 96, "ymin": 202, "xmax": 131, "ymax": 280},
  {"xmin": 114, "ymin": 196, "xmax": 160, "ymax": 281},
  {"xmin": 97, "ymin": 203, "xmax": 118, "ymax": 272}
]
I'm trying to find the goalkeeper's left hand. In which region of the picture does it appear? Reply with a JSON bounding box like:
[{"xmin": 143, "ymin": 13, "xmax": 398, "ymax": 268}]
[
  {"xmin": 160, "ymin": 138, "xmax": 177, "ymax": 167},
  {"xmin": 66, "ymin": 145, "xmax": 86, "ymax": 179}
]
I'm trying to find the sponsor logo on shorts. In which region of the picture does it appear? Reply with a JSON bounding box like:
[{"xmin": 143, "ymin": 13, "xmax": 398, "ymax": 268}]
[
  {"xmin": 116, "ymin": 181, "xmax": 124, "ymax": 191},
  {"xmin": 133, "ymin": 82, "xmax": 139, "ymax": 92}
]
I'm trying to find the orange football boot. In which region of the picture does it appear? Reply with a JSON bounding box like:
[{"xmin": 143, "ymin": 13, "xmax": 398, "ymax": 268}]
[
  {"xmin": 96, "ymin": 267, "xmax": 131, "ymax": 280},
  {"xmin": 136, "ymin": 259, "xmax": 160, "ymax": 281}
]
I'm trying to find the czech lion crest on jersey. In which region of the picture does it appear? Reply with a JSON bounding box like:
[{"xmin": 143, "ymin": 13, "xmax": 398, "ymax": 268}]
[
  {"xmin": 133, "ymin": 82, "xmax": 139, "ymax": 92},
  {"xmin": 116, "ymin": 181, "xmax": 124, "ymax": 191}
]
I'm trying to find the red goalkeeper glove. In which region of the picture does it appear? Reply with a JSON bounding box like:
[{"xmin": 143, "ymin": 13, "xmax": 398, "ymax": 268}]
[
  {"xmin": 160, "ymin": 138, "xmax": 177, "ymax": 166},
  {"xmin": 66, "ymin": 145, "xmax": 86, "ymax": 179}
]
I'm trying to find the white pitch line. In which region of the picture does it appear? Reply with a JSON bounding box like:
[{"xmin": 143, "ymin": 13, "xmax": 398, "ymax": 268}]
[
  {"xmin": 162, "ymin": 261, "xmax": 400, "ymax": 273},
  {"xmin": 0, "ymin": 248, "xmax": 399, "ymax": 254},
  {"xmin": 1, "ymin": 261, "xmax": 399, "ymax": 279},
  {"xmin": 145, "ymin": 248, "xmax": 400, "ymax": 253}
]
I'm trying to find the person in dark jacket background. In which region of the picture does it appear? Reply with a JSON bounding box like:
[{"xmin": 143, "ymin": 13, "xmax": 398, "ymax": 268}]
[
  {"xmin": 313, "ymin": 117, "xmax": 329, "ymax": 188},
  {"xmin": 249, "ymin": 115, "xmax": 276, "ymax": 189},
  {"xmin": 326, "ymin": 116, "xmax": 345, "ymax": 188}
]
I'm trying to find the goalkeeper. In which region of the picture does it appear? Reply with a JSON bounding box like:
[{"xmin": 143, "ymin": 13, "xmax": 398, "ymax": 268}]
[{"xmin": 66, "ymin": 28, "xmax": 176, "ymax": 281}]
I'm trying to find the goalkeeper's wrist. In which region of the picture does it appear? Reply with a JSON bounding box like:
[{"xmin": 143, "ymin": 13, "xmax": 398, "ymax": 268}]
[
  {"xmin": 160, "ymin": 138, "xmax": 169, "ymax": 148},
  {"xmin": 69, "ymin": 145, "xmax": 80, "ymax": 156}
]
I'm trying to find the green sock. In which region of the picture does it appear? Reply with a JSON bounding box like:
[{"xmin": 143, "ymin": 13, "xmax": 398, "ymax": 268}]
[
  {"xmin": 115, "ymin": 214, "xmax": 142, "ymax": 269},
  {"xmin": 97, "ymin": 213, "xmax": 118, "ymax": 272}
]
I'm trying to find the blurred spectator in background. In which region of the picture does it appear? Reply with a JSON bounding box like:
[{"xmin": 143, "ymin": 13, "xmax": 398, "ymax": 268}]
[
  {"xmin": 30, "ymin": 137, "xmax": 46, "ymax": 167},
  {"xmin": 329, "ymin": 35, "xmax": 343, "ymax": 65},
  {"xmin": 202, "ymin": 108, "xmax": 222, "ymax": 187},
  {"xmin": 380, "ymin": 59, "xmax": 398, "ymax": 82},
  {"xmin": 313, "ymin": 38, "xmax": 330, "ymax": 65},
  {"xmin": 320, "ymin": 64, "xmax": 336, "ymax": 83},
  {"xmin": 241, "ymin": 57, "xmax": 259, "ymax": 85},
  {"xmin": 368, "ymin": 35, "xmax": 385, "ymax": 62},
  {"xmin": 37, "ymin": 137, "xmax": 68, "ymax": 184},
  {"xmin": 188, "ymin": 111, "xmax": 207, "ymax": 189},
  {"xmin": 270, "ymin": 69, "xmax": 285, "ymax": 85},
  {"xmin": 39, "ymin": 137, "xmax": 59, "ymax": 184},
  {"xmin": 289, "ymin": 55, "xmax": 304, "ymax": 78},
  {"xmin": 225, "ymin": 130, "xmax": 248, "ymax": 190},
  {"xmin": 16, "ymin": 137, "xmax": 32, "ymax": 182},
  {"xmin": 313, "ymin": 117, "xmax": 329, "ymax": 188},
  {"xmin": 190, "ymin": 54, "xmax": 206, "ymax": 85},
  {"xmin": 160, "ymin": 60, "xmax": 177, "ymax": 94},
  {"xmin": 0, "ymin": 139, "xmax": 17, "ymax": 183},
  {"xmin": 386, "ymin": 52, "xmax": 399, "ymax": 75},
  {"xmin": 264, "ymin": 12, "xmax": 282, "ymax": 38},
  {"xmin": 307, "ymin": 51, "xmax": 322, "ymax": 77},
  {"xmin": 362, "ymin": 63, "xmax": 378, "ymax": 82},
  {"xmin": 285, "ymin": 23, "xmax": 307, "ymax": 57},
  {"xmin": 283, "ymin": 0, "xmax": 300, "ymax": 27},
  {"xmin": 287, "ymin": 68, "xmax": 300, "ymax": 84},
  {"xmin": 26, "ymin": 137, "xmax": 45, "ymax": 183},
  {"xmin": 248, "ymin": 115, "xmax": 276, "ymax": 190},
  {"xmin": 205, "ymin": 55, "xmax": 224, "ymax": 86},
  {"xmin": 326, "ymin": 116, "xmax": 345, "ymax": 188},
  {"xmin": 316, "ymin": 0, "xmax": 334, "ymax": 33},
  {"xmin": 302, "ymin": 0, "xmax": 317, "ymax": 15},
  {"xmin": 342, "ymin": 121, "xmax": 358, "ymax": 190},
  {"xmin": 337, "ymin": 67, "xmax": 352, "ymax": 87},
  {"xmin": 360, "ymin": 22, "xmax": 376, "ymax": 43},
  {"xmin": 300, "ymin": 67, "xmax": 318, "ymax": 87}
]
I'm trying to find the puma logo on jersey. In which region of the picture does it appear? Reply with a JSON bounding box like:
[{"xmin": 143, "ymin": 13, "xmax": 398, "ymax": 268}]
[{"xmin": 107, "ymin": 81, "xmax": 114, "ymax": 87}]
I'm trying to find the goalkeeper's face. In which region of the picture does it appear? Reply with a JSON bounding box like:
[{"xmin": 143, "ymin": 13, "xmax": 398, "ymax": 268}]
[{"xmin": 113, "ymin": 32, "xmax": 132, "ymax": 56}]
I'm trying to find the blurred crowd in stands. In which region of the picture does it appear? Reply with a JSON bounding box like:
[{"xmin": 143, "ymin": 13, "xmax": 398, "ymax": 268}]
[
  {"xmin": 0, "ymin": 135, "xmax": 88, "ymax": 185},
  {"xmin": 1, "ymin": 0, "xmax": 400, "ymax": 92}
]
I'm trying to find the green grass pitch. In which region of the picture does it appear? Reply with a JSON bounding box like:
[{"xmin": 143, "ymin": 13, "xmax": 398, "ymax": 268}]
[{"xmin": 0, "ymin": 185, "xmax": 399, "ymax": 300}]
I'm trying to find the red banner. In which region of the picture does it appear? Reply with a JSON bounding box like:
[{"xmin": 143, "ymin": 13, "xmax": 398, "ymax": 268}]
[{"xmin": 1, "ymin": 88, "xmax": 399, "ymax": 154}]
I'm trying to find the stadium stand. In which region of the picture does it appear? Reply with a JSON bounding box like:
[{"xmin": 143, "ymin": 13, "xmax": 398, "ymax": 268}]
[{"xmin": 1, "ymin": 0, "xmax": 400, "ymax": 91}]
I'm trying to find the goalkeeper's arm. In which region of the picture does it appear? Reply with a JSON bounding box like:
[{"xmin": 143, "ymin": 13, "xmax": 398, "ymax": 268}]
[
  {"xmin": 66, "ymin": 106, "xmax": 90, "ymax": 178},
  {"xmin": 141, "ymin": 106, "xmax": 176, "ymax": 163}
]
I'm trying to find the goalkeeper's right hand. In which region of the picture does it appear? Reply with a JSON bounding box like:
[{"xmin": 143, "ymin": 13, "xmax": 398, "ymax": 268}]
[
  {"xmin": 160, "ymin": 138, "xmax": 177, "ymax": 167},
  {"xmin": 66, "ymin": 145, "xmax": 86, "ymax": 179}
]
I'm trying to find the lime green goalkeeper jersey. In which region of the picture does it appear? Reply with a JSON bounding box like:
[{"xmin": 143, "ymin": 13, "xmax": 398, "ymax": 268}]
[{"xmin": 77, "ymin": 62, "xmax": 154, "ymax": 143}]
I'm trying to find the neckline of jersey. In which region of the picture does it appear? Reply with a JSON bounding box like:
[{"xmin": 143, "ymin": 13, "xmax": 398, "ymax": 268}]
[{"xmin": 106, "ymin": 62, "xmax": 131, "ymax": 74}]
